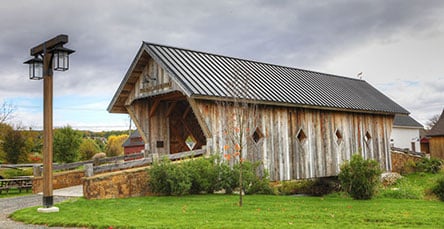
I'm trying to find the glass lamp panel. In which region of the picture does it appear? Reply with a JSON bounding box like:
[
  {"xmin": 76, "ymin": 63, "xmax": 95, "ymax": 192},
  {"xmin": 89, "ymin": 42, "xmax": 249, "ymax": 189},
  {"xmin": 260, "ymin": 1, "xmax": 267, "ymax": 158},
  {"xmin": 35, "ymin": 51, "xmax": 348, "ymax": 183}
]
[
  {"xmin": 54, "ymin": 51, "xmax": 69, "ymax": 71},
  {"xmin": 30, "ymin": 61, "xmax": 43, "ymax": 80}
]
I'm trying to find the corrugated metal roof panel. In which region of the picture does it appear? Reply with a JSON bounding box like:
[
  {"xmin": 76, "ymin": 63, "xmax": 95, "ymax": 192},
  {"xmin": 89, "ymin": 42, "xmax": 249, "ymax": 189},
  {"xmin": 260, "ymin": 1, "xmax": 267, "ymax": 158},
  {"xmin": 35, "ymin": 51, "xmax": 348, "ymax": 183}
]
[
  {"xmin": 143, "ymin": 42, "xmax": 409, "ymax": 115},
  {"xmin": 393, "ymin": 115, "xmax": 423, "ymax": 128}
]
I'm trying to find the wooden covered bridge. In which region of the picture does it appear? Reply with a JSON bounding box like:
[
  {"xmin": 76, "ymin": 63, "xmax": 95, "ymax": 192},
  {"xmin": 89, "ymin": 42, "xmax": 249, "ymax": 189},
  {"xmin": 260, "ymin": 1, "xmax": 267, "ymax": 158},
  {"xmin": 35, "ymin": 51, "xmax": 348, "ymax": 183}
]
[{"xmin": 108, "ymin": 42, "xmax": 408, "ymax": 181}]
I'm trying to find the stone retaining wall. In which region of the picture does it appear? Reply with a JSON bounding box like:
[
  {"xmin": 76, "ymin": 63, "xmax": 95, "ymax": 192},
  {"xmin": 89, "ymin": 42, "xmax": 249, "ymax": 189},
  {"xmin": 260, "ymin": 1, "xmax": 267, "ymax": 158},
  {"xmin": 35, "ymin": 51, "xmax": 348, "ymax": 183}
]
[
  {"xmin": 32, "ymin": 170, "xmax": 84, "ymax": 194},
  {"xmin": 82, "ymin": 166, "xmax": 150, "ymax": 199},
  {"xmin": 391, "ymin": 150, "xmax": 423, "ymax": 174}
]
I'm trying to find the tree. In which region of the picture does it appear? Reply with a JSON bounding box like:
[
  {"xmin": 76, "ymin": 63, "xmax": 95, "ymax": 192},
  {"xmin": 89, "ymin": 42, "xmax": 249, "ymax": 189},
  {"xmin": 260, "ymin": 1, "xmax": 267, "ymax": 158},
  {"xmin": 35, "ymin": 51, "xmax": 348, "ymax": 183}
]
[
  {"xmin": 105, "ymin": 134, "xmax": 128, "ymax": 157},
  {"xmin": 79, "ymin": 138, "xmax": 101, "ymax": 161},
  {"xmin": 0, "ymin": 101, "xmax": 15, "ymax": 124},
  {"xmin": 2, "ymin": 127, "xmax": 27, "ymax": 163},
  {"xmin": 218, "ymin": 69, "xmax": 260, "ymax": 207},
  {"xmin": 426, "ymin": 114, "xmax": 441, "ymax": 130},
  {"xmin": 53, "ymin": 125, "xmax": 82, "ymax": 163},
  {"xmin": 0, "ymin": 123, "xmax": 13, "ymax": 162}
]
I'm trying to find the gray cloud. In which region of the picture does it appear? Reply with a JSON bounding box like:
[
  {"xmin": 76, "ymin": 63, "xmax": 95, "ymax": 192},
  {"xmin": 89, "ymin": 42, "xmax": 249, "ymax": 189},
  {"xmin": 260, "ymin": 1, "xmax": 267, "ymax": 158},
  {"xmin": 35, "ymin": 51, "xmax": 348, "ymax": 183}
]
[{"xmin": 1, "ymin": 0, "xmax": 443, "ymax": 128}]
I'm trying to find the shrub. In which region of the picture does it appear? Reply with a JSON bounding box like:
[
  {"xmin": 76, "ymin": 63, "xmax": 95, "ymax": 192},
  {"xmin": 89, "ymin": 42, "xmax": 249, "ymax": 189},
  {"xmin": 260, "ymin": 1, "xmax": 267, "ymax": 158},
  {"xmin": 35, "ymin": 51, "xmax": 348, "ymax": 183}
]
[
  {"xmin": 148, "ymin": 158, "xmax": 191, "ymax": 196},
  {"xmin": 184, "ymin": 156, "xmax": 219, "ymax": 194},
  {"xmin": 416, "ymin": 157, "xmax": 443, "ymax": 174},
  {"xmin": 1, "ymin": 168, "xmax": 33, "ymax": 179},
  {"xmin": 432, "ymin": 176, "xmax": 444, "ymax": 201},
  {"xmin": 339, "ymin": 154, "xmax": 382, "ymax": 200},
  {"xmin": 147, "ymin": 156, "xmax": 272, "ymax": 196},
  {"xmin": 237, "ymin": 161, "xmax": 273, "ymax": 195},
  {"xmin": 214, "ymin": 159, "xmax": 237, "ymax": 194},
  {"xmin": 276, "ymin": 178, "xmax": 340, "ymax": 196}
]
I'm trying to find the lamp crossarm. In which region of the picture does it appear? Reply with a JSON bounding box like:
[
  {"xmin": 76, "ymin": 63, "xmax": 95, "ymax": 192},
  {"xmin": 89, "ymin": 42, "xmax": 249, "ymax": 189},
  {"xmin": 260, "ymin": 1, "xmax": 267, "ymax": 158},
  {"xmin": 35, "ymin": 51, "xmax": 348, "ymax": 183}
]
[{"xmin": 30, "ymin": 34, "xmax": 68, "ymax": 56}]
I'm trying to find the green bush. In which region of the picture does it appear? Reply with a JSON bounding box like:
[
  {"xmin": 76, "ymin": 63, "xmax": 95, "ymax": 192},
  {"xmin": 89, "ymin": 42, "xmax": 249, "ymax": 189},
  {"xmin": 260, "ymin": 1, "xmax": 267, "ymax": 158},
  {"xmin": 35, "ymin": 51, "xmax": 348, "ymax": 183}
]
[
  {"xmin": 214, "ymin": 161, "xmax": 237, "ymax": 194},
  {"xmin": 1, "ymin": 168, "xmax": 33, "ymax": 179},
  {"xmin": 416, "ymin": 157, "xmax": 443, "ymax": 174},
  {"xmin": 432, "ymin": 176, "xmax": 444, "ymax": 201},
  {"xmin": 276, "ymin": 178, "xmax": 340, "ymax": 196},
  {"xmin": 237, "ymin": 161, "xmax": 273, "ymax": 195},
  {"xmin": 184, "ymin": 156, "xmax": 219, "ymax": 194},
  {"xmin": 339, "ymin": 154, "xmax": 382, "ymax": 200},
  {"xmin": 147, "ymin": 156, "xmax": 272, "ymax": 196},
  {"xmin": 148, "ymin": 158, "xmax": 191, "ymax": 196}
]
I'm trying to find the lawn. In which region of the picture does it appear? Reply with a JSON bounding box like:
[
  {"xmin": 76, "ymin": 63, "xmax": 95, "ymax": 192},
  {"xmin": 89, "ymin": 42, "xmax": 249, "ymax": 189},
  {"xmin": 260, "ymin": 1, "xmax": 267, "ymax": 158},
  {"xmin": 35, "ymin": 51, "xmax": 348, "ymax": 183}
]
[
  {"xmin": 0, "ymin": 188, "xmax": 32, "ymax": 198},
  {"xmin": 11, "ymin": 194, "xmax": 444, "ymax": 228}
]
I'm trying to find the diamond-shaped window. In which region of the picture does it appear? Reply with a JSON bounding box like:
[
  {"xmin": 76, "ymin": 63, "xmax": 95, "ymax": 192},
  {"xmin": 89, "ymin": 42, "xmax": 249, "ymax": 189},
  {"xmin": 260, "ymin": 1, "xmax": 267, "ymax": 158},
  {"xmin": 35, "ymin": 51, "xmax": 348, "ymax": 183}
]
[
  {"xmin": 364, "ymin": 131, "xmax": 372, "ymax": 142},
  {"xmin": 297, "ymin": 128, "xmax": 307, "ymax": 144},
  {"xmin": 252, "ymin": 127, "xmax": 264, "ymax": 144},
  {"xmin": 185, "ymin": 135, "xmax": 197, "ymax": 151},
  {"xmin": 335, "ymin": 129, "xmax": 343, "ymax": 145}
]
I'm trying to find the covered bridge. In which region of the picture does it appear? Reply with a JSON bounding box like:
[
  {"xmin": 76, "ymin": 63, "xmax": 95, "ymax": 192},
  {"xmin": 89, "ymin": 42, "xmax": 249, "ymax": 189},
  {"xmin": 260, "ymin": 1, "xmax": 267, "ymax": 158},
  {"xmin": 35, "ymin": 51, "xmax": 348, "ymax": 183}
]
[{"xmin": 108, "ymin": 42, "xmax": 408, "ymax": 181}]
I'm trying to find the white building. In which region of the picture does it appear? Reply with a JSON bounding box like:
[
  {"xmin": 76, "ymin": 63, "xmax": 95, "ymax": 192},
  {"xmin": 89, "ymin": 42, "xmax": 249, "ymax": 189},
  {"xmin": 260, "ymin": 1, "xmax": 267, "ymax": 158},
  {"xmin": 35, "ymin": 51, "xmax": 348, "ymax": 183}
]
[{"xmin": 391, "ymin": 115, "xmax": 423, "ymax": 152}]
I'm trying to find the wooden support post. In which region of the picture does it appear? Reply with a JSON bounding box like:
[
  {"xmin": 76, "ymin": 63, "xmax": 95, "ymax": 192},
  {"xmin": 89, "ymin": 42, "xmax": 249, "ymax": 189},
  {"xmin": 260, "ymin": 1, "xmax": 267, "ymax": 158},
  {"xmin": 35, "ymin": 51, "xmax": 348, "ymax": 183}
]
[
  {"xmin": 149, "ymin": 99, "xmax": 160, "ymax": 117},
  {"xmin": 84, "ymin": 163, "xmax": 94, "ymax": 177},
  {"xmin": 42, "ymin": 52, "xmax": 55, "ymax": 209}
]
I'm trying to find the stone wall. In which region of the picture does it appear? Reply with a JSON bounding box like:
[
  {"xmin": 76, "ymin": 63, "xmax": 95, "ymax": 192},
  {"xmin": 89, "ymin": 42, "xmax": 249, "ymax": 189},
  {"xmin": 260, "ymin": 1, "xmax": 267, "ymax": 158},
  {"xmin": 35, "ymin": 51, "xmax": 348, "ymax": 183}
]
[
  {"xmin": 82, "ymin": 166, "xmax": 150, "ymax": 200},
  {"xmin": 32, "ymin": 170, "xmax": 84, "ymax": 194},
  {"xmin": 391, "ymin": 150, "xmax": 423, "ymax": 174}
]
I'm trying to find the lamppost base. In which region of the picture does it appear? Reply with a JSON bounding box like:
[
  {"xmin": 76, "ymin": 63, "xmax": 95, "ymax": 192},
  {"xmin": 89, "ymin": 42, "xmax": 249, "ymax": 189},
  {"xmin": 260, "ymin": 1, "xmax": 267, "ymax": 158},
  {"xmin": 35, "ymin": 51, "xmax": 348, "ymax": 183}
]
[{"xmin": 37, "ymin": 206, "xmax": 59, "ymax": 213}]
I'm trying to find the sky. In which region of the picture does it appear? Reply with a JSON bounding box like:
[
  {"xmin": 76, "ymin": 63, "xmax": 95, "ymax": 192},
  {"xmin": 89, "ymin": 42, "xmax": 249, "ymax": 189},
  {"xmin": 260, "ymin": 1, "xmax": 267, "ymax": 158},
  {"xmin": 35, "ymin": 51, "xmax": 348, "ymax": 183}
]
[{"xmin": 0, "ymin": 0, "xmax": 443, "ymax": 131}]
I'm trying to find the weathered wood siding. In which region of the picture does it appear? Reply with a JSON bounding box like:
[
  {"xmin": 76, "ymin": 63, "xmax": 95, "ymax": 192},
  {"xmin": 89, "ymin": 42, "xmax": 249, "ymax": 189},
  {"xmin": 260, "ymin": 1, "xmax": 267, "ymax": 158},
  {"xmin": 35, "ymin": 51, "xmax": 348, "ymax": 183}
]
[
  {"xmin": 125, "ymin": 58, "xmax": 179, "ymax": 157},
  {"xmin": 194, "ymin": 100, "xmax": 394, "ymax": 181},
  {"xmin": 430, "ymin": 137, "xmax": 444, "ymax": 160}
]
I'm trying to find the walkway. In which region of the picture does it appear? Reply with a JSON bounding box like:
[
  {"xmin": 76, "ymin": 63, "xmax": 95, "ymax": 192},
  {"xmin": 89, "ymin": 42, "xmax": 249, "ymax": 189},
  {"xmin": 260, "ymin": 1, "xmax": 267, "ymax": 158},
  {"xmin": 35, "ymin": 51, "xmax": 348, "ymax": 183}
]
[{"xmin": 0, "ymin": 185, "xmax": 83, "ymax": 229}]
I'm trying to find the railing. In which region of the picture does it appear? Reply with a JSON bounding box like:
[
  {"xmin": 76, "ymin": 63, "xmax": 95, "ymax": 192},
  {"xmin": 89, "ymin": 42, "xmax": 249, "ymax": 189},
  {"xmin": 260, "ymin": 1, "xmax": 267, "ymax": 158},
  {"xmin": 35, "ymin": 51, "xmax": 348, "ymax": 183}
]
[
  {"xmin": 5, "ymin": 149, "xmax": 205, "ymax": 178},
  {"xmin": 85, "ymin": 149, "xmax": 205, "ymax": 177},
  {"xmin": 32, "ymin": 152, "xmax": 146, "ymax": 176}
]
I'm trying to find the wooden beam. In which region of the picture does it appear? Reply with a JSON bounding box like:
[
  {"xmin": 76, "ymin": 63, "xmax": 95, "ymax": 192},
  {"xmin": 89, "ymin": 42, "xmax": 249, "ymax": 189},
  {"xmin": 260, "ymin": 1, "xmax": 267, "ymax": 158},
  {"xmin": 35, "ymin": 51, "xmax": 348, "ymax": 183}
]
[
  {"xmin": 187, "ymin": 98, "xmax": 212, "ymax": 138},
  {"xmin": 31, "ymin": 34, "xmax": 68, "ymax": 56},
  {"xmin": 166, "ymin": 101, "xmax": 177, "ymax": 117},
  {"xmin": 149, "ymin": 99, "xmax": 161, "ymax": 117},
  {"xmin": 126, "ymin": 105, "xmax": 148, "ymax": 144},
  {"xmin": 182, "ymin": 106, "xmax": 191, "ymax": 119}
]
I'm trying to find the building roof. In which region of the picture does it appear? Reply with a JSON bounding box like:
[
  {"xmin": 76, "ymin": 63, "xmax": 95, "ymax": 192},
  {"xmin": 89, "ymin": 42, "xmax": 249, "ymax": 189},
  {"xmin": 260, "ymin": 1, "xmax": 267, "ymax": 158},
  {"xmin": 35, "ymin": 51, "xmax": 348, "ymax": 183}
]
[
  {"xmin": 393, "ymin": 114, "xmax": 423, "ymax": 128},
  {"xmin": 122, "ymin": 130, "xmax": 144, "ymax": 147},
  {"xmin": 428, "ymin": 109, "xmax": 444, "ymax": 137},
  {"xmin": 108, "ymin": 42, "xmax": 409, "ymax": 115}
]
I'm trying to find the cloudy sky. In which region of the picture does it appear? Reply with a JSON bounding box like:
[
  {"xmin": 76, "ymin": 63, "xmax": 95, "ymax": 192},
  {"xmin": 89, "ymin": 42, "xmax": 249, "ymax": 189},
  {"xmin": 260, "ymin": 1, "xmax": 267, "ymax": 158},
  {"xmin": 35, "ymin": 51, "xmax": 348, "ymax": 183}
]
[{"xmin": 1, "ymin": 0, "xmax": 443, "ymax": 131}]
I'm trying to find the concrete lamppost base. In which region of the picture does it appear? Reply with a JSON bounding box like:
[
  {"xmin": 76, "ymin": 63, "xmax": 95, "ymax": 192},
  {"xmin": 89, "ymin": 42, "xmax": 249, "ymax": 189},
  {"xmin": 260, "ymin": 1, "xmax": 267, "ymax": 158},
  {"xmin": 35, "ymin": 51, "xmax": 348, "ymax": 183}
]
[{"xmin": 37, "ymin": 206, "xmax": 59, "ymax": 213}]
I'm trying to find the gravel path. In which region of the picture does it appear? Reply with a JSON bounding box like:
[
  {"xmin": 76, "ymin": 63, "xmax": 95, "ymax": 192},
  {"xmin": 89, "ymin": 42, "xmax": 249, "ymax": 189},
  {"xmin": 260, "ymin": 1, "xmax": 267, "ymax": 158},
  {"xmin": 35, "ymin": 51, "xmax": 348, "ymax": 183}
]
[{"xmin": 0, "ymin": 194, "xmax": 79, "ymax": 228}]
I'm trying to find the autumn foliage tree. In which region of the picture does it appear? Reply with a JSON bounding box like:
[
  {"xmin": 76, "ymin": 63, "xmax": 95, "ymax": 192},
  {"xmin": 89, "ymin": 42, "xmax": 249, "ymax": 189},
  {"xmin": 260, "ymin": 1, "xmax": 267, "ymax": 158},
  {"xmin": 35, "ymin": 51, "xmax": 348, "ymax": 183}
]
[
  {"xmin": 219, "ymin": 70, "xmax": 260, "ymax": 207},
  {"xmin": 105, "ymin": 134, "xmax": 128, "ymax": 157},
  {"xmin": 79, "ymin": 138, "xmax": 101, "ymax": 160},
  {"xmin": 2, "ymin": 127, "xmax": 27, "ymax": 163}
]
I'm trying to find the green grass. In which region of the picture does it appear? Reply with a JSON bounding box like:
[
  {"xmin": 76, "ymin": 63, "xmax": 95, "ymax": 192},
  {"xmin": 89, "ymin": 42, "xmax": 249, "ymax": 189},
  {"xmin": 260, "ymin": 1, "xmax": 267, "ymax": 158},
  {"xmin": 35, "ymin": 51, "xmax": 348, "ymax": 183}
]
[
  {"xmin": 379, "ymin": 171, "xmax": 444, "ymax": 199},
  {"xmin": 0, "ymin": 188, "xmax": 32, "ymax": 198},
  {"xmin": 11, "ymin": 194, "xmax": 444, "ymax": 228}
]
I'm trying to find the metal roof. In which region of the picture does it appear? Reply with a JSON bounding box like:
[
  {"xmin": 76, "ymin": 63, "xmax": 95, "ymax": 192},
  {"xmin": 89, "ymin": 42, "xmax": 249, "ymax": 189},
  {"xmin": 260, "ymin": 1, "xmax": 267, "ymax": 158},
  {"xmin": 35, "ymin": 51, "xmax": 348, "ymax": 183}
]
[
  {"xmin": 108, "ymin": 42, "xmax": 409, "ymax": 115},
  {"xmin": 393, "ymin": 115, "xmax": 423, "ymax": 128},
  {"xmin": 122, "ymin": 130, "xmax": 144, "ymax": 147},
  {"xmin": 428, "ymin": 109, "xmax": 444, "ymax": 136}
]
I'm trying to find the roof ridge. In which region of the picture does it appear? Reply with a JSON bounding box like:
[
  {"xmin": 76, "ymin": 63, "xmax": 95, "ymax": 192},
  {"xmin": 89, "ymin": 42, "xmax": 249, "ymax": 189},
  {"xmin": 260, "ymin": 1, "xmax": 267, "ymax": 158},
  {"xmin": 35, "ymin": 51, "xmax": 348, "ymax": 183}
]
[{"xmin": 143, "ymin": 41, "xmax": 365, "ymax": 83}]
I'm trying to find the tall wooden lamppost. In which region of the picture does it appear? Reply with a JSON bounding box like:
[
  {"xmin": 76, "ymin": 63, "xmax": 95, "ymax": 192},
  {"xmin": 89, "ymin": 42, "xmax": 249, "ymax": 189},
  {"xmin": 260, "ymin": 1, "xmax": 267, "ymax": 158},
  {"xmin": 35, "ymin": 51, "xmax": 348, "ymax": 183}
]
[{"xmin": 24, "ymin": 34, "xmax": 74, "ymax": 213}]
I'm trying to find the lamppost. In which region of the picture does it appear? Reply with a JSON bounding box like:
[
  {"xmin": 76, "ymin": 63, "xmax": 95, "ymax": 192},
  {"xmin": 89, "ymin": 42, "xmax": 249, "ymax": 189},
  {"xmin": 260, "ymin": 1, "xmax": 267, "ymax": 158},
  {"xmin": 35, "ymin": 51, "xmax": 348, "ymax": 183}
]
[{"xmin": 24, "ymin": 34, "xmax": 74, "ymax": 213}]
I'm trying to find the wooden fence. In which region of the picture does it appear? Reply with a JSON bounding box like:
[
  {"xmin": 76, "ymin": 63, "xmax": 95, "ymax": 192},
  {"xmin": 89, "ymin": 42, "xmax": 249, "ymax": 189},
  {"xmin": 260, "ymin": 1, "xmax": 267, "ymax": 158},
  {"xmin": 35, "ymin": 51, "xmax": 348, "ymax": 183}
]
[
  {"xmin": 32, "ymin": 152, "xmax": 146, "ymax": 176},
  {"xmin": 84, "ymin": 149, "xmax": 205, "ymax": 177}
]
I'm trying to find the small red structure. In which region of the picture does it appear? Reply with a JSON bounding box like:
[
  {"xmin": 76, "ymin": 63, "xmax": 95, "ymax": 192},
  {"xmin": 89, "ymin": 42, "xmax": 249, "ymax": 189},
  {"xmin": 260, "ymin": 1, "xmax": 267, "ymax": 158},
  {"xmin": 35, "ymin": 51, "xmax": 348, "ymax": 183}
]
[{"xmin": 122, "ymin": 130, "xmax": 144, "ymax": 160}]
